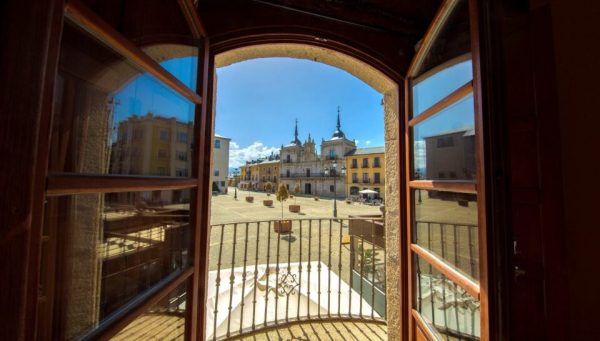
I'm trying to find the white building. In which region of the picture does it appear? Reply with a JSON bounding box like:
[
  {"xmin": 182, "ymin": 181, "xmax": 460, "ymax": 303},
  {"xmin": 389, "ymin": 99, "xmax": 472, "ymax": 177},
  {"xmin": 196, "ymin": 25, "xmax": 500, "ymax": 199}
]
[
  {"xmin": 280, "ymin": 111, "xmax": 356, "ymax": 198},
  {"xmin": 212, "ymin": 134, "xmax": 230, "ymax": 194}
]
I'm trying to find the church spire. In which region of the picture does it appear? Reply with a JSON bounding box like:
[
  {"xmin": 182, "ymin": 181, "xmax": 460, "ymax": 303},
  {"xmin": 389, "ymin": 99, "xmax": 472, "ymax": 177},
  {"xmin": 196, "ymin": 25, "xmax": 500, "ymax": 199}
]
[
  {"xmin": 290, "ymin": 118, "xmax": 301, "ymax": 145},
  {"xmin": 294, "ymin": 118, "xmax": 298, "ymax": 140},
  {"xmin": 331, "ymin": 106, "xmax": 346, "ymax": 139}
]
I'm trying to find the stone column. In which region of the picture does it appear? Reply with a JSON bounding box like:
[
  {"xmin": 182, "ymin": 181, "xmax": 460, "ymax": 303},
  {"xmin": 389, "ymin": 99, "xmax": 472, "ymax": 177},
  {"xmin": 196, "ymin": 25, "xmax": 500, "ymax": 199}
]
[{"xmin": 383, "ymin": 87, "xmax": 401, "ymax": 341}]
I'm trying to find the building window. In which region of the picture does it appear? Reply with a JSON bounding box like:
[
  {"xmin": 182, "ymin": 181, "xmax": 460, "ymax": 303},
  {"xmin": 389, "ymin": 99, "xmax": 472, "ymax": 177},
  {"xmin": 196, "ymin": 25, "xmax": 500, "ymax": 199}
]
[
  {"xmin": 157, "ymin": 167, "xmax": 166, "ymax": 176},
  {"xmin": 175, "ymin": 168, "xmax": 188, "ymax": 177},
  {"xmin": 220, "ymin": 181, "xmax": 225, "ymax": 187},
  {"xmin": 329, "ymin": 149, "xmax": 336, "ymax": 160},
  {"xmin": 363, "ymin": 173, "xmax": 369, "ymax": 183},
  {"xmin": 437, "ymin": 136, "xmax": 454, "ymax": 147},
  {"xmin": 351, "ymin": 159, "xmax": 358, "ymax": 168},
  {"xmin": 133, "ymin": 128, "xmax": 143, "ymax": 140},
  {"xmin": 160, "ymin": 130, "xmax": 169, "ymax": 141},
  {"xmin": 362, "ymin": 158, "xmax": 369, "ymax": 167},
  {"xmin": 286, "ymin": 170, "xmax": 290, "ymax": 177},
  {"xmin": 215, "ymin": 139, "xmax": 221, "ymax": 148},
  {"xmin": 286, "ymin": 154, "xmax": 291, "ymax": 162},
  {"xmin": 273, "ymin": 176, "xmax": 277, "ymax": 183},
  {"xmin": 158, "ymin": 149, "xmax": 167, "ymax": 159},
  {"xmin": 374, "ymin": 173, "xmax": 381, "ymax": 184},
  {"xmin": 214, "ymin": 169, "xmax": 219, "ymax": 177},
  {"xmin": 330, "ymin": 185, "xmax": 334, "ymax": 192},
  {"xmin": 176, "ymin": 150, "xmax": 187, "ymax": 161},
  {"xmin": 352, "ymin": 173, "xmax": 358, "ymax": 183},
  {"xmin": 374, "ymin": 157, "xmax": 381, "ymax": 167},
  {"xmin": 177, "ymin": 132, "xmax": 188, "ymax": 143},
  {"xmin": 306, "ymin": 168, "xmax": 311, "ymax": 177}
]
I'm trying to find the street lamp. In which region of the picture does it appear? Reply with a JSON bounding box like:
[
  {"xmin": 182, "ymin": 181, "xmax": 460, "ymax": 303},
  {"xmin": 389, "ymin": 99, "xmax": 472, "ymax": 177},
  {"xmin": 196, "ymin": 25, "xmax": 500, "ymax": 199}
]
[
  {"xmin": 233, "ymin": 169, "xmax": 240, "ymax": 200},
  {"xmin": 325, "ymin": 160, "xmax": 347, "ymax": 218}
]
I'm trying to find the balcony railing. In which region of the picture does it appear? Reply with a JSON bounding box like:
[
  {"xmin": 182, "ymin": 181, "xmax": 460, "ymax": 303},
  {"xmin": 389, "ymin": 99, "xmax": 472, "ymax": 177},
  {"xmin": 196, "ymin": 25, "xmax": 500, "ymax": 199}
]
[
  {"xmin": 207, "ymin": 218, "xmax": 385, "ymax": 340},
  {"xmin": 362, "ymin": 179, "xmax": 370, "ymax": 184},
  {"xmin": 280, "ymin": 172, "xmax": 342, "ymax": 179}
]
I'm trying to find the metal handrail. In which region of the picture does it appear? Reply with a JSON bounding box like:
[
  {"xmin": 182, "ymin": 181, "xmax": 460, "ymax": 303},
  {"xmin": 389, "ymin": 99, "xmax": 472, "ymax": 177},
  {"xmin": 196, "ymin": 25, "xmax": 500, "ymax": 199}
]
[{"xmin": 206, "ymin": 217, "xmax": 386, "ymax": 341}]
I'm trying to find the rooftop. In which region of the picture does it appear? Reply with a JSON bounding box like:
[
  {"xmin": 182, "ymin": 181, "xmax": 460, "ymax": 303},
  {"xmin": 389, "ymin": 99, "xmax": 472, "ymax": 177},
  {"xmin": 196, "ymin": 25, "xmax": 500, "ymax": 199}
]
[{"xmin": 346, "ymin": 146, "xmax": 385, "ymax": 156}]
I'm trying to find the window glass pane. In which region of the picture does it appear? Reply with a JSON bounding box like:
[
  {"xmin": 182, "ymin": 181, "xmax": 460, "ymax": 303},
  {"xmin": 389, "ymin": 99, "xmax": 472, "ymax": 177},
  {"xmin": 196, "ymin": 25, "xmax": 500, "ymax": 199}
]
[
  {"xmin": 411, "ymin": 0, "xmax": 471, "ymax": 118},
  {"xmin": 44, "ymin": 189, "xmax": 191, "ymax": 339},
  {"xmin": 141, "ymin": 44, "xmax": 198, "ymax": 89},
  {"xmin": 412, "ymin": 59, "xmax": 472, "ymax": 116},
  {"xmin": 111, "ymin": 281, "xmax": 188, "ymax": 341},
  {"xmin": 412, "ymin": 93, "xmax": 475, "ymax": 181},
  {"xmin": 414, "ymin": 255, "xmax": 480, "ymax": 340},
  {"xmin": 412, "ymin": 0, "xmax": 471, "ymax": 79},
  {"xmin": 50, "ymin": 20, "xmax": 195, "ymax": 177},
  {"xmin": 413, "ymin": 189, "xmax": 479, "ymax": 280}
]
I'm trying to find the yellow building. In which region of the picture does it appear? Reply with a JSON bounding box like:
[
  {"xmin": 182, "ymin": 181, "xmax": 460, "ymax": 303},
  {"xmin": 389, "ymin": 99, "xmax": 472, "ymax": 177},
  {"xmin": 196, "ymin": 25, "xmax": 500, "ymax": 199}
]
[
  {"xmin": 345, "ymin": 147, "xmax": 385, "ymax": 200},
  {"xmin": 238, "ymin": 155, "xmax": 280, "ymax": 191}
]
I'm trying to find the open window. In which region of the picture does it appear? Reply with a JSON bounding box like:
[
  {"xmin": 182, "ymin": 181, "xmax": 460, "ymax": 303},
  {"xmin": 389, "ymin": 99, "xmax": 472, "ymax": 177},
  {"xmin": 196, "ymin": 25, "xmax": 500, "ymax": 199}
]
[
  {"xmin": 37, "ymin": 1, "xmax": 211, "ymax": 339},
  {"xmin": 404, "ymin": 0, "xmax": 487, "ymax": 340}
]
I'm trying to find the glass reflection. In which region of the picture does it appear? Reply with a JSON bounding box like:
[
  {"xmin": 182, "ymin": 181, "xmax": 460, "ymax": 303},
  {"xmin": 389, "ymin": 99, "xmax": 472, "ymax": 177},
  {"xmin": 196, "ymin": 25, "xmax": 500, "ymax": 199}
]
[
  {"xmin": 413, "ymin": 189, "xmax": 478, "ymax": 280},
  {"xmin": 412, "ymin": 59, "xmax": 472, "ymax": 116},
  {"xmin": 50, "ymin": 20, "xmax": 196, "ymax": 177},
  {"xmin": 414, "ymin": 255, "xmax": 480, "ymax": 340},
  {"xmin": 44, "ymin": 189, "xmax": 191, "ymax": 339},
  {"xmin": 413, "ymin": 0, "xmax": 471, "ymax": 79},
  {"xmin": 412, "ymin": 93, "xmax": 475, "ymax": 181},
  {"xmin": 111, "ymin": 281, "xmax": 187, "ymax": 341}
]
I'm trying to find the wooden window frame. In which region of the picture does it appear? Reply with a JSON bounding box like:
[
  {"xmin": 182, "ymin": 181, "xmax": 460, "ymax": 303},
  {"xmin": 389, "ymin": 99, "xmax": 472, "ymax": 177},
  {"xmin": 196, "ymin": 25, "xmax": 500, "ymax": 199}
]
[
  {"xmin": 38, "ymin": 1, "xmax": 212, "ymax": 340},
  {"xmin": 404, "ymin": 0, "xmax": 489, "ymax": 340}
]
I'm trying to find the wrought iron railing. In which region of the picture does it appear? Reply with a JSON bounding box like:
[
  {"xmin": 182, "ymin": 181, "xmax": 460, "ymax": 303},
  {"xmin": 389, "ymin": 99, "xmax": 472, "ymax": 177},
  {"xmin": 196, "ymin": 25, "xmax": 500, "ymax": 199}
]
[
  {"xmin": 414, "ymin": 220, "xmax": 480, "ymax": 340},
  {"xmin": 280, "ymin": 172, "xmax": 343, "ymax": 178},
  {"xmin": 206, "ymin": 218, "xmax": 386, "ymax": 340}
]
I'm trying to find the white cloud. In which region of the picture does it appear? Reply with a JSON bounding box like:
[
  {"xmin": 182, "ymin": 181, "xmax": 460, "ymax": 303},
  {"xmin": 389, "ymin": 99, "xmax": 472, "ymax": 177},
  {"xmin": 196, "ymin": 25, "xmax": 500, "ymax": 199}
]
[
  {"xmin": 229, "ymin": 141, "xmax": 279, "ymax": 168},
  {"xmin": 365, "ymin": 140, "xmax": 372, "ymax": 146},
  {"xmin": 355, "ymin": 140, "xmax": 360, "ymax": 145}
]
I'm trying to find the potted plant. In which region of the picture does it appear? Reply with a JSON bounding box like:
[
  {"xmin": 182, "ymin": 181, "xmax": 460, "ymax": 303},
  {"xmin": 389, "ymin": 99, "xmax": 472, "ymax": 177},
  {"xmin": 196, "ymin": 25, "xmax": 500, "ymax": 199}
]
[
  {"xmin": 274, "ymin": 183, "xmax": 292, "ymax": 233},
  {"xmin": 264, "ymin": 182, "xmax": 273, "ymax": 196},
  {"xmin": 245, "ymin": 184, "xmax": 254, "ymax": 203},
  {"xmin": 289, "ymin": 183, "xmax": 301, "ymax": 212},
  {"xmin": 346, "ymin": 198, "xmax": 352, "ymax": 204},
  {"xmin": 314, "ymin": 196, "xmax": 319, "ymax": 201},
  {"xmin": 263, "ymin": 182, "xmax": 273, "ymax": 206}
]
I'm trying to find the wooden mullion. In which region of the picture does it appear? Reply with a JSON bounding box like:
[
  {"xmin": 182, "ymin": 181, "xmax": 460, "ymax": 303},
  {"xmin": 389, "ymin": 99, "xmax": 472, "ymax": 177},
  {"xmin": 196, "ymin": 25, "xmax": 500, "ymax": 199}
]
[
  {"xmin": 64, "ymin": 0, "xmax": 202, "ymax": 105},
  {"xmin": 46, "ymin": 173, "xmax": 197, "ymax": 196},
  {"xmin": 404, "ymin": 77, "xmax": 415, "ymax": 341},
  {"xmin": 79, "ymin": 267, "xmax": 193, "ymax": 341},
  {"xmin": 177, "ymin": 0, "xmax": 207, "ymax": 39},
  {"xmin": 408, "ymin": 180, "xmax": 477, "ymax": 194},
  {"xmin": 189, "ymin": 38, "xmax": 214, "ymax": 341},
  {"xmin": 406, "ymin": 0, "xmax": 460, "ymax": 77},
  {"xmin": 412, "ymin": 309, "xmax": 442, "ymax": 341},
  {"xmin": 408, "ymin": 81, "xmax": 473, "ymax": 126},
  {"xmin": 469, "ymin": 0, "xmax": 490, "ymax": 339},
  {"xmin": 411, "ymin": 244, "xmax": 480, "ymax": 299}
]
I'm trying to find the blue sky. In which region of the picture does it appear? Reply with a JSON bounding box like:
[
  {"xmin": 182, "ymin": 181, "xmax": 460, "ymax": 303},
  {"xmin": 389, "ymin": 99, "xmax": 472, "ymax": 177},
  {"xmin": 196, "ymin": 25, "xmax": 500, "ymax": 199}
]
[
  {"xmin": 215, "ymin": 58, "xmax": 385, "ymax": 167},
  {"xmin": 112, "ymin": 56, "xmax": 474, "ymax": 171}
]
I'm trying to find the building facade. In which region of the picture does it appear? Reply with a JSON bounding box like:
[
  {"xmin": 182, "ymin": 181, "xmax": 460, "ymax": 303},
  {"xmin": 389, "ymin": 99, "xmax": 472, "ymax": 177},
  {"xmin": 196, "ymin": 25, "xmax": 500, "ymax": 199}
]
[
  {"xmin": 239, "ymin": 153, "xmax": 280, "ymax": 191},
  {"xmin": 279, "ymin": 113, "xmax": 355, "ymax": 198},
  {"xmin": 111, "ymin": 112, "xmax": 194, "ymax": 202},
  {"xmin": 423, "ymin": 128, "xmax": 475, "ymax": 181},
  {"xmin": 212, "ymin": 134, "xmax": 231, "ymax": 194},
  {"xmin": 345, "ymin": 147, "xmax": 385, "ymax": 199}
]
